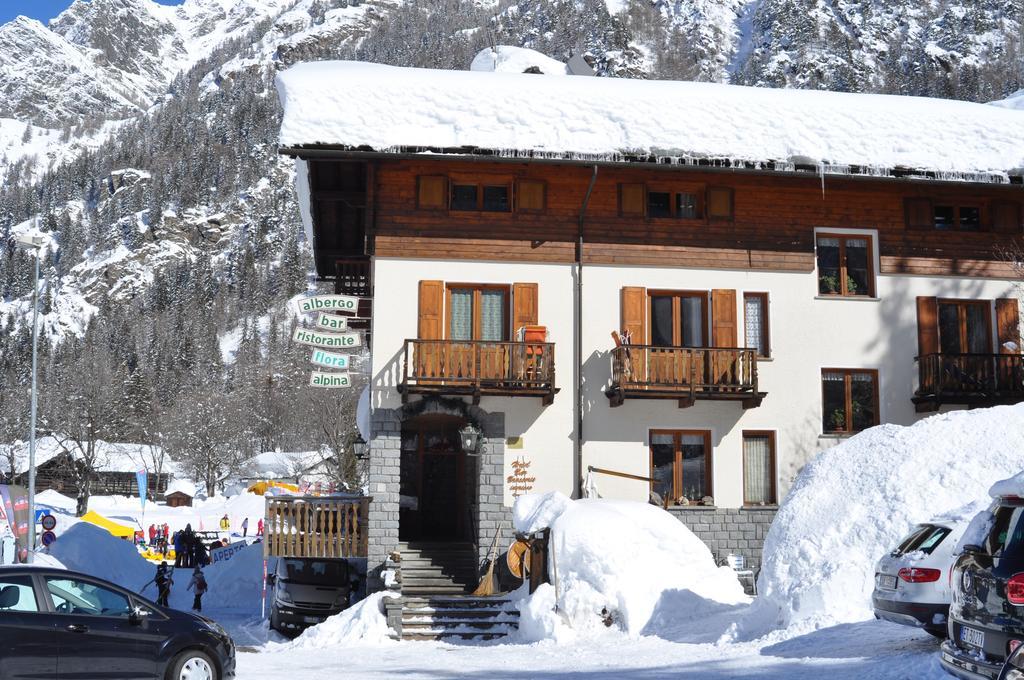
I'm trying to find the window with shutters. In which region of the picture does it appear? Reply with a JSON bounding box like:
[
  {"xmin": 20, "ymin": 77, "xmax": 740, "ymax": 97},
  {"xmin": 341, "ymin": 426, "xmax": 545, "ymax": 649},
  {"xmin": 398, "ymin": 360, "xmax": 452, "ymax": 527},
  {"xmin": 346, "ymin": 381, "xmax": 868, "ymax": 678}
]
[
  {"xmin": 516, "ymin": 180, "xmax": 545, "ymax": 212},
  {"xmin": 650, "ymin": 430, "xmax": 713, "ymax": 506},
  {"xmin": 905, "ymin": 198, "xmax": 985, "ymax": 231},
  {"xmin": 822, "ymin": 369, "xmax": 879, "ymax": 434},
  {"xmin": 649, "ymin": 291, "xmax": 708, "ymax": 347},
  {"xmin": 934, "ymin": 205, "xmax": 981, "ymax": 231},
  {"xmin": 448, "ymin": 181, "xmax": 512, "ymax": 212},
  {"xmin": 743, "ymin": 292, "xmax": 770, "ymax": 358},
  {"xmin": 618, "ymin": 183, "xmax": 705, "ymax": 219},
  {"xmin": 937, "ymin": 300, "xmax": 991, "ymax": 354},
  {"xmin": 816, "ymin": 233, "xmax": 875, "ymax": 298},
  {"xmin": 445, "ymin": 285, "xmax": 510, "ymax": 341},
  {"xmin": 707, "ymin": 187, "xmax": 733, "ymax": 220},
  {"xmin": 743, "ymin": 431, "xmax": 776, "ymax": 505}
]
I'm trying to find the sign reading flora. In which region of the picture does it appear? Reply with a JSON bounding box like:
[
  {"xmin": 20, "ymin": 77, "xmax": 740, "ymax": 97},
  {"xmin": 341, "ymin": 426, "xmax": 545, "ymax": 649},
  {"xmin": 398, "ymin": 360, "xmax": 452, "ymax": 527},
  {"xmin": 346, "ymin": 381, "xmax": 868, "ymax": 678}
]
[
  {"xmin": 310, "ymin": 371, "xmax": 352, "ymax": 388},
  {"xmin": 310, "ymin": 349, "xmax": 351, "ymax": 370},
  {"xmin": 296, "ymin": 295, "xmax": 359, "ymax": 315},
  {"xmin": 316, "ymin": 313, "xmax": 348, "ymax": 331},
  {"xmin": 292, "ymin": 327, "xmax": 362, "ymax": 349}
]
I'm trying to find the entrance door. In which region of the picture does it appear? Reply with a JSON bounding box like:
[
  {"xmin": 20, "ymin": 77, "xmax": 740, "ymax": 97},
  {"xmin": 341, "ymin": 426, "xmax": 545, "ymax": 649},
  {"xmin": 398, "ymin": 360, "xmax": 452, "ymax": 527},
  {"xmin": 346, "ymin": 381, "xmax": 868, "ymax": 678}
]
[{"xmin": 399, "ymin": 416, "xmax": 466, "ymax": 542}]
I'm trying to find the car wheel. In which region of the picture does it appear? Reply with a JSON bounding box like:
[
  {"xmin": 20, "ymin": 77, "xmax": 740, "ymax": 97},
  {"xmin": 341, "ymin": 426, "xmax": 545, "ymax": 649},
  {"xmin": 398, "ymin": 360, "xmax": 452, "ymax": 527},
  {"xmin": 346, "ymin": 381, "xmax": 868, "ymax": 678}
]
[{"xmin": 167, "ymin": 650, "xmax": 218, "ymax": 680}]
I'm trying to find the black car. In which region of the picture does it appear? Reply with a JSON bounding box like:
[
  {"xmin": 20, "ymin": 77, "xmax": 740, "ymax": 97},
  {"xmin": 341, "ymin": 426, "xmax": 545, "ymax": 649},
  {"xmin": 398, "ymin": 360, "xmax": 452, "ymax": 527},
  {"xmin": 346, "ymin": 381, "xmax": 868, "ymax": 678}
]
[
  {"xmin": 0, "ymin": 565, "xmax": 235, "ymax": 680},
  {"xmin": 942, "ymin": 496, "xmax": 1024, "ymax": 680}
]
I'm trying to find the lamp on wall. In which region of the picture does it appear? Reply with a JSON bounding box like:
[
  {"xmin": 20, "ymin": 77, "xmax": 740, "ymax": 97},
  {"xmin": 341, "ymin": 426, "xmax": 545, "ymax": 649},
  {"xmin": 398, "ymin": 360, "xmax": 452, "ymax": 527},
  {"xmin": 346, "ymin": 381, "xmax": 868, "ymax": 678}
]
[
  {"xmin": 352, "ymin": 434, "xmax": 368, "ymax": 461},
  {"xmin": 459, "ymin": 423, "xmax": 482, "ymax": 454}
]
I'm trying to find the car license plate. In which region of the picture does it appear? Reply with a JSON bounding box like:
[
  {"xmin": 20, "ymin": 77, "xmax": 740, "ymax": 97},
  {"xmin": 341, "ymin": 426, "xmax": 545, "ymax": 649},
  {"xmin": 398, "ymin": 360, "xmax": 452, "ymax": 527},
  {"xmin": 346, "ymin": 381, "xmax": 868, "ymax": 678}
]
[
  {"xmin": 960, "ymin": 627, "xmax": 985, "ymax": 649},
  {"xmin": 303, "ymin": 616, "xmax": 322, "ymax": 624},
  {"xmin": 877, "ymin": 574, "xmax": 897, "ymax": 590}
]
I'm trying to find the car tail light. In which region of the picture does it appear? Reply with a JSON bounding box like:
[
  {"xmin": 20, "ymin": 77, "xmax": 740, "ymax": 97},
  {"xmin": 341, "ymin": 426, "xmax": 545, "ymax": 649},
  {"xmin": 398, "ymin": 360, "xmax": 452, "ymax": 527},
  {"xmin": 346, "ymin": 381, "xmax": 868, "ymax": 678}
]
[
  {"xmin": 1007, "ymin": 573, "xmax": 1024, "ymax": 605},
  {"xmin": 898, "ymin": 567, "xmax": 941, "ymax": 583}
]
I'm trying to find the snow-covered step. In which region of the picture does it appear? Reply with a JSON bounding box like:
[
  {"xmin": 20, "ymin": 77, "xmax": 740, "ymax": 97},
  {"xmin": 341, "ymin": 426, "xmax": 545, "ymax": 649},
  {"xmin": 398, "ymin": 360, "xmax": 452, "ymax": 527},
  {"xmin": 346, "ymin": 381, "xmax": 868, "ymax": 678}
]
[{"xmin": 396, "ymin": 594, "xmax": 520, "ymax": 642}]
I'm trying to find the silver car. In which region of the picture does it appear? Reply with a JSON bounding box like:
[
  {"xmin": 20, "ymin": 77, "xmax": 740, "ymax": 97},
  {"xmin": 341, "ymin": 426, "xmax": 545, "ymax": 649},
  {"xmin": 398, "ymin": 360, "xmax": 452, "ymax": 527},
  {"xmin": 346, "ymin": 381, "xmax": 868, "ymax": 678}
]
[{"xmin": 873, "ymin": 520, "xmax": 966, "ymax": 637}]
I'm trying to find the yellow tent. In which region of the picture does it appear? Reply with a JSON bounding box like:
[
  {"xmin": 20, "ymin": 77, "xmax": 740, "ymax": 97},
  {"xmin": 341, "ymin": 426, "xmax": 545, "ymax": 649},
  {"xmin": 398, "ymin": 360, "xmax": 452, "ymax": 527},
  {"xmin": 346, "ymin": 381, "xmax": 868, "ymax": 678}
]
[
  {"xmin": 247, "ymin": 480, "xmax": 301, "ymax": 495},
  {"xmin": 80, "ymin": 511, "xmax": 136, "ymax": 539}
]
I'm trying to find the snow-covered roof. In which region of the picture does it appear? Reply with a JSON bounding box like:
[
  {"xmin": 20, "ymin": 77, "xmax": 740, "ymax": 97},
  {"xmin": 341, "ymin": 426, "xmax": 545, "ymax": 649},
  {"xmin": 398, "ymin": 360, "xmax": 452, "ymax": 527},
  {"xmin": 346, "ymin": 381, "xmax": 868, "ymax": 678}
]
[
  {"xmin": 277, "ymin": 61, "xmax": 1024, "ymax": 182},
  {"xmin": 164, "ymin": 479, "xmax": 197, "ymax": 497},
  {"xmin": 6, "ymin": 437, "xmax": 177, "ymax": 476}
]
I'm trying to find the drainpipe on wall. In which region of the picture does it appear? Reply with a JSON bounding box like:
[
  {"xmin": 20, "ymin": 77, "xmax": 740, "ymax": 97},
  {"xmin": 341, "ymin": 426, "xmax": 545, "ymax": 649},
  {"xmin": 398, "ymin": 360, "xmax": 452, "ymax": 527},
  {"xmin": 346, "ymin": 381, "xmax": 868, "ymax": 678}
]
[{"xmin": 574, "ymin": 165, "xmax": 599, "ymax": 498}]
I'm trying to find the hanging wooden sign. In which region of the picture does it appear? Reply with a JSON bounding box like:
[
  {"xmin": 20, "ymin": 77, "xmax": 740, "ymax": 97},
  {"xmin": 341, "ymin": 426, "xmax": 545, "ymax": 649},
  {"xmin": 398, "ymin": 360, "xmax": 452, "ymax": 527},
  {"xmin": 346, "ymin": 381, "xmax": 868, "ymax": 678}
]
[
  {"xmin": 316, "ymin": 313, "xmax": 349, "ymax": 331},
  {"xmin": 310, "ymin": 349, "xmax": 352, "ymax": 370},
  {"xmin": 292, "ymin": 327, "xmax": 362, "ymax": 349},
  {"xmin": 295, "ymin": 295, "xmax": 360, "ymax": 315},
  {"xmin": 310, "ymin": 371, "xmax": 352, "ymax": 388}
]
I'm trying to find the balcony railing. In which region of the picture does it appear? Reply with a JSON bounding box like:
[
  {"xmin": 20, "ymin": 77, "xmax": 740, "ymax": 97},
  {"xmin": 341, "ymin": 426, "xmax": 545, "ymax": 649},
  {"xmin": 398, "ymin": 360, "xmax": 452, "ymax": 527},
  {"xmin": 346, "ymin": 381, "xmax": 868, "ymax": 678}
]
[
  {"xmin": 400, "ymin": 339, "xmax": 557, "ymax": 405},
  {"xmin": 914, "ymin": 353, "xmax": 1024, "ymax": 412},
  {"xmin": 606, "ymin": 345, "xmax": 764, "ymax": 409}
]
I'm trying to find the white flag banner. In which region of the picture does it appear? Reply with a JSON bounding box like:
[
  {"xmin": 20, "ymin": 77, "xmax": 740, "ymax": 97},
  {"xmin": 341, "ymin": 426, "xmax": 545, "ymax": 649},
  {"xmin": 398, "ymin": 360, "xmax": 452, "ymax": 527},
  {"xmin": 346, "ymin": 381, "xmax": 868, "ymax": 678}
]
[
  {"xmin": 310, "ymin": 349, "xmax": 352, "ymax": 370},
  {"xmin": 310, "ymin": 371, "xmax": 352, "ymax": 388},
  {"xmin": 315, "ymin": 313, "xmax": 348, "ymax": 332},
  {"xmin": 292, "ymin": 327, "xmax": 362, "ymax": 349},
  {"xmin": 295, "ymin": 295, "xmax": 360, "ymax": 315}
]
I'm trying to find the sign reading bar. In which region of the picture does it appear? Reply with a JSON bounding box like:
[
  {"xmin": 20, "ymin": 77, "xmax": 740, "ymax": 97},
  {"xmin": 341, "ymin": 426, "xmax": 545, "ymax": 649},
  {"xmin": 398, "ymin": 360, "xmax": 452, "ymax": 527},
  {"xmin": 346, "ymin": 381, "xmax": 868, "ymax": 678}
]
[
  {"xmin": 296, "ymin": 295, "xmax": 359, "ymax": 315},
  {"xmin": 310, "ymin": 371, "xmax": 352, "ymax": 388},
  {"xmin": 292, "ymin": 327, "xmax": 362, "ymax": 349},
  {"xmin": 316, "ymin": 313, "xmax": 348, "ymax": 332},
  {"xmin": 310, "ymin": 349, "xmax": 351, "ymax": 370}
]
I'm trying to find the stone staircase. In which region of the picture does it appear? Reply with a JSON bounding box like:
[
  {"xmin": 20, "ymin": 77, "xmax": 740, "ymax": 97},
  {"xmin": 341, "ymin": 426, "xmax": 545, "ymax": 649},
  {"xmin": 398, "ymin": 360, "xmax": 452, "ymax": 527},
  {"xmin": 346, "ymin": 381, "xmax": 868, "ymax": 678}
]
[{"xmin": 392, "ymin": 541, "xmax": 519, "ymax": 641}]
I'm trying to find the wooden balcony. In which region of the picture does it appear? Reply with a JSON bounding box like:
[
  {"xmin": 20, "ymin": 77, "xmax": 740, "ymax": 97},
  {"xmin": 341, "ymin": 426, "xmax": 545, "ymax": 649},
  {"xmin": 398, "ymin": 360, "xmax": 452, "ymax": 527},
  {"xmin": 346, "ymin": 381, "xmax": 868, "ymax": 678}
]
[
  {"xmin": 606, "ymin": 345, "xmax": 765, "ymax": 409},
  {"xmin": 914, "ymin": 353, "xmax": 1024, "ymax": 412},
  {"xmin": 399, "ymin": 339, "xmax": 557, "ymax": 405}
]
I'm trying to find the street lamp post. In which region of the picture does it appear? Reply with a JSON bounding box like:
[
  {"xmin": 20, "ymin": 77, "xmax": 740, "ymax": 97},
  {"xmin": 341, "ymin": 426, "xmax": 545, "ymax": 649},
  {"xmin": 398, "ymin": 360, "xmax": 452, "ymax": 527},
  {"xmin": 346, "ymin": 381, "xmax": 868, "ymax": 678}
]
[{"xmin": 14, "ymin": 234, "xmax": 43, "ymax": 563}]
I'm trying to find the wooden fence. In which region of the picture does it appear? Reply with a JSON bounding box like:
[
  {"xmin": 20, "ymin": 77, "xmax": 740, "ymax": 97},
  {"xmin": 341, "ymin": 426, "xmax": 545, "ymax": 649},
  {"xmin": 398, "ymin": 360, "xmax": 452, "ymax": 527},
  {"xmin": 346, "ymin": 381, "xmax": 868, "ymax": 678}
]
[{"xmin": 264, "ymin": 496, "xmax": 371, "ymax": 559}]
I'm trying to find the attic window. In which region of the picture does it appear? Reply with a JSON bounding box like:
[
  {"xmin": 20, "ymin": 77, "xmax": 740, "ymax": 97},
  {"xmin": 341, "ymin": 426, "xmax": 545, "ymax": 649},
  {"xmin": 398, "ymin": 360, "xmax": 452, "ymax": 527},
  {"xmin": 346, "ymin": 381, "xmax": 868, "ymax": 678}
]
[
  {"xmin": 482, "ymin": 186, "xmax": 510, "ymax": 212},
  {"xmin": 451, "ymin": 184, "xmax": 478, "ymax": 211},
  {"xmin": 449, "ymin": 182, "xmax": 512, "ymax": 212}
]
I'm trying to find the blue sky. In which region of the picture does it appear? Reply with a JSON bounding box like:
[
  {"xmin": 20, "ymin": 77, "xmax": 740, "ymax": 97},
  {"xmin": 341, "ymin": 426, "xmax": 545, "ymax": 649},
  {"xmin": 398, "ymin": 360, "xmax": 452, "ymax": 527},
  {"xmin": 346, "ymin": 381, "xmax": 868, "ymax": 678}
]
[{"xmin": 0, "ymin": 0, "xmax": 185, "ymax": 26}]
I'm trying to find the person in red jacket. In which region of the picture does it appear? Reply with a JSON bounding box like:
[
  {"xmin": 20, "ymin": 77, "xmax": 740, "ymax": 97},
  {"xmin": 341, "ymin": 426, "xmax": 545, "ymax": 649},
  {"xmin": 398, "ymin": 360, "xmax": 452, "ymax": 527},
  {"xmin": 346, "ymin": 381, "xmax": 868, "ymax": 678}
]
[
  {"xmin": 148, "ymin": 524, "xmax": 156, "ymax": 545},
  {"xmin": 257, "ymin": 518, "xmax": 264, "ymax": 536}
]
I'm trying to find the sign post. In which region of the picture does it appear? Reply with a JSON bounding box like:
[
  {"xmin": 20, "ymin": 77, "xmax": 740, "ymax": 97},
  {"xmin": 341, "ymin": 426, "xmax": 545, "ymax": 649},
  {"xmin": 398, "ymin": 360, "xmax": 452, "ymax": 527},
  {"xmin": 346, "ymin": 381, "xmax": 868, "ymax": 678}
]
[
  {"xmin": 292, "ymin": 327, "xmax": 362, "ymax": 349},
  {"xmin": 295, "ymin": 295, "xmax": 360, "ymax": 315}
]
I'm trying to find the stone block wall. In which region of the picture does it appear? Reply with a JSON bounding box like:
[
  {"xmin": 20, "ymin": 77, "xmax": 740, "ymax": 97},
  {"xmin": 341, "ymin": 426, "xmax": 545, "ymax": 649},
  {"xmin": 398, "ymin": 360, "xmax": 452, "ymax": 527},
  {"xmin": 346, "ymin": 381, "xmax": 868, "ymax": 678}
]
[
  {"xmin": 475, "ymin": 411, "xmax": 514, "ymax": 568},
  {"xmin": 667, "ymin": 506, "xmax": 778, "ymax": 572},
  {"xmin": 366, "ymin": 408, "xmax": 402, "ymax": 591}
]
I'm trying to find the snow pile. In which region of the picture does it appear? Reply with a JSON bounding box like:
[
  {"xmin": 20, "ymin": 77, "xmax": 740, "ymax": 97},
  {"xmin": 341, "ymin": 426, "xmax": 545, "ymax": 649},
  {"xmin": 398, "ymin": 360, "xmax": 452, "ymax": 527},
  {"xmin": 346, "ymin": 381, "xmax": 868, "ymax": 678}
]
[
  {"xmin": 513, "ymin": 492, "xmax": 747, "ymax": 641},
  {"xmin": 991, "ymin": 89, "xmax": 1024, "ymax": 111},
  {"xmin": 288, "ymin": 592, "xmax": 397, "ymax": 649},
  {"xmin": 277, "ymin": 61, "xmax": 1024, "ymax": 179},
  {"xmin": 48, "ymin": 523, "xmax": 153, "ymax": 592},
  {"xmin": 742, "ymin": 404, "xmax": 1024, "ymax": 636},
  {"xmin": 470, "ymin": 46, "xmax": 568, "ymax": 75}
]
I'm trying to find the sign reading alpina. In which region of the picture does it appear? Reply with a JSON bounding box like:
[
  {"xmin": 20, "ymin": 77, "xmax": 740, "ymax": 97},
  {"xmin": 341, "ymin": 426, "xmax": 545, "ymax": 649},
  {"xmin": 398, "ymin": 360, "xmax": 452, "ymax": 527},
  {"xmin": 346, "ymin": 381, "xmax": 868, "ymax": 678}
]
[
  {"xmin": 310, "ymin": 371, "xmax": 352, "ymax": 388},
  {"xmin": 316, "ymin": 313, "xmax": 348, "ymax": 331},
  {"xmin": 292, "ymin": 327, "xmax": 362, "ymax": 349},
  {"xmin": 310, "ymin": 349, "xmax": 351, "ymax": 370},
  {"xmin": 296, "ymin": 294, "xmax": 359, "ymax": 315}
]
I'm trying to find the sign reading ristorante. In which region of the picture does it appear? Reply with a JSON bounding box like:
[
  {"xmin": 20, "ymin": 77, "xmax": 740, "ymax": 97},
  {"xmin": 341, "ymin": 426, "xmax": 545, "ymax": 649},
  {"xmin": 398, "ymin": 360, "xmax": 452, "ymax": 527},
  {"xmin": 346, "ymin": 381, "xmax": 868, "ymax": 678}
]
[
  {"xmin": 295, "ymin": 295, "xmax": 359, "ymax": 315},
  {"xmin": 315, "ymin": 313, "xmax": 348, "ymax": 331},
  {"xmin": 310, "ymin": 349, "xmax": 351, "ymax": 370},
  {"xmin": 292, "ymin": 327, "xmax": 362, "ymax": 348},
  {"xmin": 310, "ymin": 371, "xmax": 352, "ymax": 388}
]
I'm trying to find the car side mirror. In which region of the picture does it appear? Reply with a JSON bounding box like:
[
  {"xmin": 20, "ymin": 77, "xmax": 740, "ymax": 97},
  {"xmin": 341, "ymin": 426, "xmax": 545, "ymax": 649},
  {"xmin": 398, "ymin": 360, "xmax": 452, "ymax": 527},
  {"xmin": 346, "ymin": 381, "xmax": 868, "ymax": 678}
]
[{"xmin": 129, "ymin": 606, "xmax": 149, "ymax": 626}]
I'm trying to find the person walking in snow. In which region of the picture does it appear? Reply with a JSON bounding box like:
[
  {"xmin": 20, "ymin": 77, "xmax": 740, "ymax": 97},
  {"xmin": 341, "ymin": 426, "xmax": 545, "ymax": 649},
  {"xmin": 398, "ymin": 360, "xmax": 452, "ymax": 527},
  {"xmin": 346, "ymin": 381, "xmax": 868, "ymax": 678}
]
[
  {"xmin": 155, "ymin": 562, "xmax": 173, "ymax": 607},
  {"xmin": 173, "ymin": 530, "xmax": 185, "ymax": 567},
  {"xmin": 219, "ymin": 514, "xmax": 230, "ymax": 531},
  {"xmin": 257, "ymin": 518, "xmax": 264, "ymax": 537},
  {"xmin": 148, "ymin": 524, "xmax": 156, "ymax": 546},
  {"xmin": 187, "ymin": 566, "xmax": 208, "ymax": 612},
  {"xmin": 241, "ymin": 517, "xmax": 249, "ymax": 538}
]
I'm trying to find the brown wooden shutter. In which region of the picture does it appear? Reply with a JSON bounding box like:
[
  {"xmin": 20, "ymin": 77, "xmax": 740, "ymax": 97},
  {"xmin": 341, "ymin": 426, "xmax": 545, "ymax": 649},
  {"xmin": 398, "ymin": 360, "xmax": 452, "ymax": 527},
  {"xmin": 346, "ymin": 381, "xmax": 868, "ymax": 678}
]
[
  {"xmin": 516, "ymin": 180, "xmax": 545, "ymax": 212},
  {"xmin": 512, "ymin": 283, "xmax": 539, "ymax": 334},
  {"xmin": 417, "ymin": 176, "xmax": 447, "ymax": 209},
  {"xmin": 418, "ymin": 280, "xmax": 444, "ymax": 339},
  {"xmin": 619, "ymin": 183, "xmax": 645, "ymax": 217},
  {"xmin": 916, "ymin": 296, "xmax": 939, "ymax": 356},
  {"xmin": 997, "ymin": 298, "xmax": 1021, "ymax": 353},
  {"xmin": 707, "ymin": 187, "xmax": 734, "ymax": 220},
  {"xmin": 993, "ymin": 201, "xmax": 1022, "ymax": 234},
  {"xmin": 904, "ymin": 198, "xmax": 933, "ymax": 230},
  {"xmin": 711, "ymin": 290, "xmax": 737, "ymax": 347},
  {"xmin": 621, "ymin": 287, "xmax": 647, "ymax": 341}
]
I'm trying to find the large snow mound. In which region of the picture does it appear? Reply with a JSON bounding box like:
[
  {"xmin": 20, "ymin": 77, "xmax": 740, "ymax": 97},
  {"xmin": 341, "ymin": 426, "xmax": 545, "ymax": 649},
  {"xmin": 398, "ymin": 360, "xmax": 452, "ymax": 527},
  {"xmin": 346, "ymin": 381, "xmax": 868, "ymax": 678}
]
[
  {"xmin": 48, "ymin": 523, "xmax": 153, "ymax": 592},
  {"xmin": 277, "ymin": 61, "xmax": 1024, "ymax": 178},
  {"xmin": 470, "ymin": 46, "xmax": 567, "ymax": 75},
  {"xmin": 513, "ymin": 493, "xmax": 747, "ymax": 640},
  {"xmin": 288, "ymin": 592, "xmax": 397, "ymax": 649},
  {"xmin": 743, "ymin": 404, "xmax": 1024, "ymax": 636}
]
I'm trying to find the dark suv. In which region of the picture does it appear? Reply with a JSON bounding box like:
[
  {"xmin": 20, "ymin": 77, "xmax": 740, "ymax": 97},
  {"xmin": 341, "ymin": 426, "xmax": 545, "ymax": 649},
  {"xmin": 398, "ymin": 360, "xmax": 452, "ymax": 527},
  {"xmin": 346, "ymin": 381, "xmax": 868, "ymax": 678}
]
[
  {"xmin": 0, "ymin": 565, "xmax": 235, "ymax": 680},
  {"xmin": 942, "ymin": 496, "xmax": 1024, "ymax": 680}
]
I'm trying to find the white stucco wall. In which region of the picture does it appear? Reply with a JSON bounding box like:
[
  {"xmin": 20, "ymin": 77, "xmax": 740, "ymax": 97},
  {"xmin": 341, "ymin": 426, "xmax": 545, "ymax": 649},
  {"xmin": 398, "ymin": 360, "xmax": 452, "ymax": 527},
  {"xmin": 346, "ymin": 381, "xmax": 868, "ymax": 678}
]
[{"xmin": 370, "ymin": 252, "xmax": 1019, "ymax": 510}]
